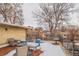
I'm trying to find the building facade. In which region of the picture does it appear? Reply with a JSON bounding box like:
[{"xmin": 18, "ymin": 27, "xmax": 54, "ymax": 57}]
[{"xmin": 0, "ymin": 23, "xmax": 27, "ymax": 44}]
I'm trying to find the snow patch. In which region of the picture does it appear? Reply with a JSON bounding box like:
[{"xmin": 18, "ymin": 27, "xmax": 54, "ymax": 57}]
[{"xmin": 40, "ymin": 41, "xmax": 65, "ymax": 56}]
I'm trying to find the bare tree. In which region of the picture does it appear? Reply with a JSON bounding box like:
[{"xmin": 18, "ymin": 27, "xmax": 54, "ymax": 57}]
[
  {"xmin": 33, "ymin": 3, "xmax": 75, "ymax": 35},
  {"xmin": 0, "ymin": 3, "xmax": 13, "ymax": 22},
  {"xmin": 12, "ymin": 3, "xmax": 24, "ymax": 25},
  {"xmin": 0, "ymin": 3, "xmax": 24, "ymax": 25}
]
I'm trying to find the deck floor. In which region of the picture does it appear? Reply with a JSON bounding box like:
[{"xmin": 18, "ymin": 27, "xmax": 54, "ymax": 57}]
[{"xmin": 0, "ymin": 46, "xmax": 15, "ymax": 56}]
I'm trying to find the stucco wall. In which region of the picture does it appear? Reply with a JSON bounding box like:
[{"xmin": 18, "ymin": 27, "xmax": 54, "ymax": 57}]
[{"xmin": 0, "ymin": 25, "xmax": 27, "ymax": 44}]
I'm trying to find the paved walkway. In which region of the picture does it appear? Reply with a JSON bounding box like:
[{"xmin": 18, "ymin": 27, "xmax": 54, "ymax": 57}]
[{"xmin": 40, "ymin": 41, "xmax": 65, "ymax": 56}]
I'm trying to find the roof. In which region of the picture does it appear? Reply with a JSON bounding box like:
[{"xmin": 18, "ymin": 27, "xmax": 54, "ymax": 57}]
[{"xmin": 0, "ymin": 22, "xmax": 27, "ymax": 29}]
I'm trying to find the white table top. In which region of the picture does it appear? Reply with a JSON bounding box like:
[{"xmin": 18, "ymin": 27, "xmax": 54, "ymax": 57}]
[{"xmin": 27, "ymin": 42, "xmax": 38, "ymax": 47}]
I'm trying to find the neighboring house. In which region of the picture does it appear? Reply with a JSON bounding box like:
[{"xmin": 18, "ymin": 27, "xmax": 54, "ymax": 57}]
[
  {"xmin": 0, "ymin": 22, "xmax": 27, "ymax": 44},
  {"xmin": 27, "ymin": 28, "xmax": 37, "ymax": 41},
  {"xmin": 27, "ymin": 27, "xmax": 45, "ymax": 41},
  {"xmin": 43, "ymin": 30, "xmax": 51, "ymax": 40}
]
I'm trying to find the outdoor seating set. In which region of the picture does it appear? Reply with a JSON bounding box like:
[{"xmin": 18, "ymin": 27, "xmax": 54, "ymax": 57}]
[
  {"xmin": 27, "ymin": 46, "xmax": 43, "ymax": 56},
  {"xmin": 7, "ymin": 38, "xmax": 43, "ymax": 56},
  {"xmin": 27, "ymin": 39, "xmax": 43, "ymax": 56},
  {"xmin": 3, "ymin": 38, "xmax": 27, "ymax": 56},
  {"xmin": 7, "ymin": 38, "xmax": 26, "ymax": 47}
]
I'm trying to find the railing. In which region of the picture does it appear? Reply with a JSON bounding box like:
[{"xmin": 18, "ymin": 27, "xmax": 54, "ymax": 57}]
[{"xmin": 0, "ymin": 44, "xmax": 9, "ymax": 48}]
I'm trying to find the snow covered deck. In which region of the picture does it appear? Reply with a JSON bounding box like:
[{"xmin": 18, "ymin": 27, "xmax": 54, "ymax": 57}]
[
  {"xmin": 27, "ymin": 41, "xmax": 65, "ymax": 56},
  {"xmin": 40, "ymin": 41, "xmax": 65, "ymax": 56},
  {"xmin": 2, "ymin": 41, "xmax": 65, "ymax": 56}
]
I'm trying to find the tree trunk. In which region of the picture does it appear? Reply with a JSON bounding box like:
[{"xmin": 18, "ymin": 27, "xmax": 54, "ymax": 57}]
[
  {"xmin": 71, "ymin": 37, "xmax": 75, "ymax": 56},
  {"xmin": 3, "ymin": 14, "xmax": 8, "ymax": 22}
]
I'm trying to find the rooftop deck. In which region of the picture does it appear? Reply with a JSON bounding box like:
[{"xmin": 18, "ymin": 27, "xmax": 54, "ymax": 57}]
[{"xmin": 0, "ymin": 46, "xmax": 15, "ymax": 56}]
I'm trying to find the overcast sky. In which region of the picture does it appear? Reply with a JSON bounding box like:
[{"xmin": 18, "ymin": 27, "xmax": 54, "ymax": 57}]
[
  {"xmin": 22, "ymin": 3, "xmax": 79, "ymax": 27},
  {"xmin": 22, "ymin": 3, "xmax": 39, "ymax": 27}
]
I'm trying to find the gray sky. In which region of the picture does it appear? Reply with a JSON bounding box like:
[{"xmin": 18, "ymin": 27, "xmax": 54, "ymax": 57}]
[
  {"xmin": 22, "ymin": 3, "xmax": 79, "ymax": 27},
  {"xmin": 22, "ymin": 3, "xmax": 39, "ymax": 27}
]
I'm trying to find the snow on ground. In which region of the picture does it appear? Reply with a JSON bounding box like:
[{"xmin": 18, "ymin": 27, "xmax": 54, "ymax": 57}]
[
  {"xmin": 27, "ymin": 41, "xmax": 65, "ymax": 56},
  {"xmin": 4, "ymin": 41, "xmax": 65, "ymax": 56},
  {"xmin": 40, "ymin": 41, "xmax": 65, "ymax": 56}
]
